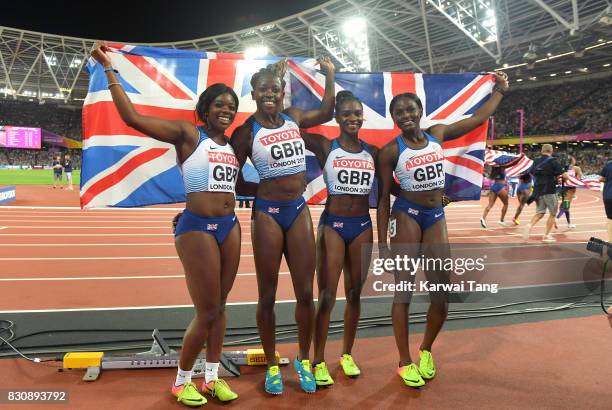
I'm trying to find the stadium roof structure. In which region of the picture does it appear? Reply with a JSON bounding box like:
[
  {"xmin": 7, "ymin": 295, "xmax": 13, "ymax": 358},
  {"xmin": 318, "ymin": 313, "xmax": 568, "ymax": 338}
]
[{"xmin": 0, "ymin": 0, "xmax": 610, "ymax": 103}]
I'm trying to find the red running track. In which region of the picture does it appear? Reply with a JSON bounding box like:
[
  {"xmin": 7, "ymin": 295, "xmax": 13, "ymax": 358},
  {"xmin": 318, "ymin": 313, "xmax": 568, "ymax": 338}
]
[{"xmin": 0, "ymin": 185, "xmax": 607, "ymax": 312}]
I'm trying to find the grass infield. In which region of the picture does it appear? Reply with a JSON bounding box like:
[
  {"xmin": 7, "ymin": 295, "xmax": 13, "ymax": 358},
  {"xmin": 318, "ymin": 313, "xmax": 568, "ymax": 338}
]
[{"xmin": 0, "ymin": 169, "xmax": 81, "ymax": 185}]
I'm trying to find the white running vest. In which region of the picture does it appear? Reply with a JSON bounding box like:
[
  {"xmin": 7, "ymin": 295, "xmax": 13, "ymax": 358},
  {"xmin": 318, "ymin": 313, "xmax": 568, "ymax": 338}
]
[
  {"xmin": 323, "ymin": 139, "xmax": 375, "ymax": 196},
  {"xmin": 250, "ymin": 113, "xmax": 306, "ymax": 180},
  {"xmin": 180, "ymin": 127, "xmax": 239, "ymax": 194},
  {"xmin": 394, "ymin": 133, "xmax": 445, "ymax": 192}
]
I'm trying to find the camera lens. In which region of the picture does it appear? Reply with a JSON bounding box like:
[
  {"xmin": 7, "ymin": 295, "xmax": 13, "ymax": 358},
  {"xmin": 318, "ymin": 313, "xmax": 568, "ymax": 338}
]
[{"xmin": 586, "ymin": 240, "xmax": 603, "ymax": 256}]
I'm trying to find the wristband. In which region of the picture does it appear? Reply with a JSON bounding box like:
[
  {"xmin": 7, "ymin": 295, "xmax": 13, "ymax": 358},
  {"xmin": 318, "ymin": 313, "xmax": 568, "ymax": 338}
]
[
  {"xmin": 493, "ymin": 85, "xmax": 507, "ymax": 95},
  {"xmin": 107, "ymin": 82, "xmax": 122, "ymax": 88},
  {"xmin": 104, "ymin": 67, "xmax": 119, "ymax": 74}
]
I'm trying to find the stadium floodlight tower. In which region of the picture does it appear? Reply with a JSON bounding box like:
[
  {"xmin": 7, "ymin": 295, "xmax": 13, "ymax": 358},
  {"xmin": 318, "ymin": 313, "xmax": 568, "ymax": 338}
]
[
  {"xmin": 341, "ymin": 16, "xmax": 371, "ymax": 72},
  {"xmin": 311, "ymin": 16, "xmax": 371, "ymax": 72},
  {"xmin": 427, "ymin": 0, "xmax": 501, "ymax": 62},
  {"xmin": 244, "ymin": 45, "xmax": 270, "ymax": 59}
]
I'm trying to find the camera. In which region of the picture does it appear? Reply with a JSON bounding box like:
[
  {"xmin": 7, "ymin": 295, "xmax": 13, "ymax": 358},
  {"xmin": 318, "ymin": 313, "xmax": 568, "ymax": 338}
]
[
  {"xmin": 586, "ymin": 237, "xmax": 612, "ymax": 259},
  {"xmin": 554, "ymin": 152, "xmax": 571, "ymax": 172}
]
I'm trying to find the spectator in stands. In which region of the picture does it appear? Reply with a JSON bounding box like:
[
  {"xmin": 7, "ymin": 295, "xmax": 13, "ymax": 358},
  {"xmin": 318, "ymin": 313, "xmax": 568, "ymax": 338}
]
[{"xmin": 600, "ymin": 159, "xmax": 612, "ymax": 241}]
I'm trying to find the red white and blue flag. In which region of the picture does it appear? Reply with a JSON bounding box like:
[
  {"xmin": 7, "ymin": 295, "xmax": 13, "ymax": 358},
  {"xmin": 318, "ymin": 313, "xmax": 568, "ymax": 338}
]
[
  {"xmin": 81, "ymin": 44, "xmax": 494, "ymax": 208},
  {"xmin": 562, "ymin": 174, "xmax": 603, "ymax": 191},
  {"xmin": 484, "ymin": 149, "xmax": 533, "ymax": 178}
]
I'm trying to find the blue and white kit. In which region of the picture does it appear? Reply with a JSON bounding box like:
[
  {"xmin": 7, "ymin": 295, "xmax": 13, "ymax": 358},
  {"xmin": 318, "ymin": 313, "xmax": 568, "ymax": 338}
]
[
  {"xmin": 175, "ymin": 127, "xmax": 239, "ymax": 242},
  {"xmin": 392, "ymin": 133, "xmax": 446, "ymax": 231},
  {"xmin": 319, "ymin": 139, "xmax": 375, "ymax": 242},
  {"xmin": 249, "ymin": 113, "xmax": 306, "ymax": 180}
]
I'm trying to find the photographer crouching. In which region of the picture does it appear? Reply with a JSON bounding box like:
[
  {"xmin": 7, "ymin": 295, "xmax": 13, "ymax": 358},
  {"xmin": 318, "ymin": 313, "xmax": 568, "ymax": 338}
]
[{"xmin": 522, "ymin": 144, "xmax": 568, "ymax": 243}]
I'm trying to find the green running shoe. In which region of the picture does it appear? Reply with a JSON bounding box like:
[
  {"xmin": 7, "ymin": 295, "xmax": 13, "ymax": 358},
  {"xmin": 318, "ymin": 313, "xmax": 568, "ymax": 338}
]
[
  {"xmin": 202, "ymin": 379, "xmax": 238, "ymax": 402},
  {"xmin": 171, "ymin": 382, "xmax": 207, "ymax": 407},
  {"xmin": 397, "ymin": 363, "xmax": 425, "ymax": 388},
  {"xmin": 418, "ymin": 350, "xmax": 436, "ymax": 380},
  {"xmin": 313, "ymin": 362, "xmax": 334, "ymax": 386},
  {"xmin": 340, "ymin": 354, "xmax": 361, "ymax": 377}
]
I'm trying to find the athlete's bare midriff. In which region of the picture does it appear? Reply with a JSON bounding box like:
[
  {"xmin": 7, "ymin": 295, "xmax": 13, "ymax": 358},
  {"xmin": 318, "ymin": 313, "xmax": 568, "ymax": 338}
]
[
  {"xmin": 399, "ymin": 188, "xmax": 444, "ymax": 208},
  {"xmin": 185, "ymin": 191, "xmax": 236, "ymax": 217},
  {"xmin": 256, "ymin": 172, "xmax": 307, "ymax": 201},
  {"xmin": 325, "ymin": 194, "xmax": 370, "ymax": 216}
]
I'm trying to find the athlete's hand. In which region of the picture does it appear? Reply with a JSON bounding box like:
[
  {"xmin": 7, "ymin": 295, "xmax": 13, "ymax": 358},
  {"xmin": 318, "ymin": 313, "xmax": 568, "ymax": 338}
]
[
  {"xmin": 172, "ymin": 212, "xmax": 183, "ymax": 234},
  {"xmin": 318, "ymin": 56, "xmax": 335, "ymax": 75},
  {"xmin": 494, "ymin": 70, "xmax": 509, "ymax": 91},
  {"xmin": 608, "ymin": 306, "xmax": 612, "ymax": 329},
  {"xmin": 441, "ymin": 194, "xmax": 452, "ymax": 207},
  {"xmin": 270, "ymin": 59, "xmax": 288, "ymax": 80},
  {"xmin": 91, "ymin": 41, "xmax": 113, "ymax": 68}
]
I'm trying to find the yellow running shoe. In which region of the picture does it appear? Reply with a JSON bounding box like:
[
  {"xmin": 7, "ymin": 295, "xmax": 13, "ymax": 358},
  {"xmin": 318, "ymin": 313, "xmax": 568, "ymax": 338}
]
[
  {"xmin": 419, "ymin": 350, "xmax": 436, "ymax": 380},
  {"xmin": 313, "ymin": 362, "xmax": 334, "ymax": 386},
  {"xmin": 171, "ymin": 382, "xmax": 207, "ymax": 407},
  {"xmin": 202, "ymin": 378, "xmax": 238, "ymax": 402},
  {"xmin": 397, "ymin": 363, "xmax": 425, "ymax": 388},
  {"xmin": 340, "ymin": 354, "xmax": 361, "ymax": 377}
]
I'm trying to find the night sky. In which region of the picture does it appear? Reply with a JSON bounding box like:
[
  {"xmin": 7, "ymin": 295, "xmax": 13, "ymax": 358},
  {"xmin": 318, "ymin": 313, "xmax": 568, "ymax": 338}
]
[{"xmin": 0, "ymin": 0, "xmax": 329, "ymax": 42}]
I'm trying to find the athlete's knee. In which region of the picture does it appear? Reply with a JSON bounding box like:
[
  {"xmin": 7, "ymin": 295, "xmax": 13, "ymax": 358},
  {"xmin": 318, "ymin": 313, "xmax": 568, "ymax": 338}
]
[
  {"xmin": 431, "ymin": 302, "xmax": 449, "ymax": 318},
  {"xmin": 258, "ymin": 293, "xmax": 276, "ymax": 311},
  {"xmin": 194, "ymin": 306, "xmax": 221, "ymax": 328},
  {"xmin": 317, "ymin": 288, "xmax": 337, "ymax": 311},
  {"xmin": 345, "ymin": 286, "xmax": 362, "ymax": 305},
  {"xmin": 295, "ymin": 287, "xmax": 314, "ymax": 305}
]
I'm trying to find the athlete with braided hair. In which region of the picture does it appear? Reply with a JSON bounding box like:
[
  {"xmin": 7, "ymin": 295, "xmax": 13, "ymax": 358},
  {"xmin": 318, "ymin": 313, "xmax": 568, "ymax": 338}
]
[
  {"xmin": 92, "ymin": 41, "xmax": 243, "ymax": 406},
  {"xmin": 231, "ymin": 57, "xmax": 336, "ymax": 394}
]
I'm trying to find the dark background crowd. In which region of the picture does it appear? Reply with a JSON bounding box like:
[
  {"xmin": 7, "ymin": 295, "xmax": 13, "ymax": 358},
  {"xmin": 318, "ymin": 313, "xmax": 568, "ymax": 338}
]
[
  {"xmin": 520, "ymin": 144, "xmax": 610, "ymax": 175},
  {"xmin": 0, "ymin": 99, "xmax": 82, "ymax": 141},
  {"xmin": 0, "ymin": 147, "xmax": 82, "ymax": 169},
  {"xmin": 493, "ymin": 76, "xmax": 612, "ymax": 137},
  {"xmin": 0, "ymin": 75, "xmax": 609, "ymax": 173}
]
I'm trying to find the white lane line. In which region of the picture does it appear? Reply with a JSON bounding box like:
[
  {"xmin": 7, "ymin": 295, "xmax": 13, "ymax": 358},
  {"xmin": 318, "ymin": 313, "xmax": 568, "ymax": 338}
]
[
  {"xmin": 0, "ymin": 256, "xmax": 179, "ymax": 261},
  {"xmin": 0, "ymin": 228, "xmax": 602, "ymax": 239},
  {"xmin": 0, "ymin": 254, "xmax": 254, "ymax": 260},
  {"xmin": 0, "ymin": 227, "xmax": 6, "ymax": 230},
  {"xmin": 0, "ymin": 243, "xmax": 175, "ymax": 247},
  {"xmin": 0, "ymin": 298, "xmax": 306, "ymax": 314},
  {"xmin": 0, "ymin": 271, "xmax": 288, "ymax": 281},
  {"xmin": 2, "ymin": 214, "xmax": 604, "ymax": 223},
  {"xmin": 0, "ymin": 233, "xmax": 175, "ymax": 237},
  {"xmin": 0, "ymin": 193, "xmax": 599, "ymax": 213},
  {"xmin": 0, "ymin": 219, "xmax": 179, "ymax": 223},
  {"xmin": 6, "ymin": 225, "xmax": 175, "ymax": 229},
  {"xmin": 0, "ymin": 206, "xmax": 185, "ymax": 211},
  {"xmin": 450, "ymin": 229, "xmax": 607, "ymax": 240}
]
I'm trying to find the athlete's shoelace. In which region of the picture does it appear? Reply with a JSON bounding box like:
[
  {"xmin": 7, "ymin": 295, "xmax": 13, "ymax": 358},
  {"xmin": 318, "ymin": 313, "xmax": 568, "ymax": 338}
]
[
  {"xmin": 208, "ymin": 379, "xmax": 230, "ymax": 397},
  {"xmin": 176, "ymin": 383, "xmax": 200, "ymax": 401},
  {"xmin": 422, "ymin": 352, "xmax": 432, "ymax": 369}
]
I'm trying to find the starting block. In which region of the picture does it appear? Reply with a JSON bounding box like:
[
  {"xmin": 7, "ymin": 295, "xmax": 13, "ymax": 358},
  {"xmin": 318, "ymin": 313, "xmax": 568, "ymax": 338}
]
[{"xmin": 63, "ymin": 329, "xmax": 288, "ymax": 381}]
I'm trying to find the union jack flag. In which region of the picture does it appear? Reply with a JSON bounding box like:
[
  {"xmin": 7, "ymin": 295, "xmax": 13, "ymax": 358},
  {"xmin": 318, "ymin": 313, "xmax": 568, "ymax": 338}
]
[
  {"xmin": 81, "ymin": 44, "xmax": 494, "ymax": 208},
  {"xmin": 484, "ymin": 149, "xmax": 534, "ymax": 178},
  {"xmin": 561, "ymin": 174, "xmax": 603, "ymax": 191}
]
